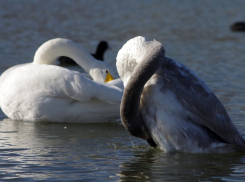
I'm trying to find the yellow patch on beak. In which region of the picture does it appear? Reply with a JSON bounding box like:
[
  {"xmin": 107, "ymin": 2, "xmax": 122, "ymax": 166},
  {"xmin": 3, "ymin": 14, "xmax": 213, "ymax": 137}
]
[{"xmin": 104, "ymin": 70, "xmax": 114, "ymax": 82}]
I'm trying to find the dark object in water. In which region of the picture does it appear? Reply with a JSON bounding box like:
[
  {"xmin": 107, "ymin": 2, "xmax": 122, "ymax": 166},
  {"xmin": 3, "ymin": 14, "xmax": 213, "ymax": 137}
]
[
  {"xmin": 230, "ymin": 22, "xmax": 245, "ymax": 32},
  {"xmin": 58, "ymin": 41, "xmax": 110, "ymax": 65}
]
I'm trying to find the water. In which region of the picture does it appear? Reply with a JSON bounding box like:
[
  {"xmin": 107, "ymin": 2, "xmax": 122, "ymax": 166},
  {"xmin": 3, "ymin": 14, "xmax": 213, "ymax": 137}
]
[
  {"xmin": 0, "ymin": 0, "xmax": 245, "ymax": 181},
  {"xmin": 1, "ymin": 120, "xmax": 245, "ymax": 182}
]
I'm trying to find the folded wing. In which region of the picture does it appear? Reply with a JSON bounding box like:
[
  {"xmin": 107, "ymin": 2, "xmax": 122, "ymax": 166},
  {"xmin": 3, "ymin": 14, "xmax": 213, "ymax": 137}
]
[{"xmin": 161, "ymin": 57, "xmax": 245, "ymax": 146}]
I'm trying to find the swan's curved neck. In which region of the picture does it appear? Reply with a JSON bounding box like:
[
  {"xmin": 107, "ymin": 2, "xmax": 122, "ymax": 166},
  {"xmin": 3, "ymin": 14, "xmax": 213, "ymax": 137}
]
[
  {"xmin": 33, "ymin": 38, "xmax": 97, "ymax": 73},
  {"xmin": 120, "ymin": 42, "xmax": 165, "ymax": 147}
]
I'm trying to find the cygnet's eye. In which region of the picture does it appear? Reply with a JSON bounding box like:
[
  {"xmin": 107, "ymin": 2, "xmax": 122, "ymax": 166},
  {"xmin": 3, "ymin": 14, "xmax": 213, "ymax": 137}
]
[{"xmin": 104, "ymin": 70, "xmax": 114, "ymax": 82}]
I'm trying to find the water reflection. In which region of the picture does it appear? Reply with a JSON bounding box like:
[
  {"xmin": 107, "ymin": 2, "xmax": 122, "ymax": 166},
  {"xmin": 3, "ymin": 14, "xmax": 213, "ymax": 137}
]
[
  {"xmin": 0, "ymin": 118, "xmax": 147, "ymax": 180},
  {"xmin": 1, "ymin": 107, "xmax": 245, "ymax": 181},
  {"xmin": 119, "ymin": 149, "xmax": 245, "ymax": 181}
]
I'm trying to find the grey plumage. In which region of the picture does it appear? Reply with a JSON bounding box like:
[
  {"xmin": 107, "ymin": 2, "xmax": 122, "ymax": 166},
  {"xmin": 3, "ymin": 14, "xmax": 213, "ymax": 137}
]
[
  {"xmin": 119, "ymin": 36, "xmax": 245, "ymax": 152},
  {"xmin": 160, "ymin": 57, "xmax": 245, "ymax": 146}
]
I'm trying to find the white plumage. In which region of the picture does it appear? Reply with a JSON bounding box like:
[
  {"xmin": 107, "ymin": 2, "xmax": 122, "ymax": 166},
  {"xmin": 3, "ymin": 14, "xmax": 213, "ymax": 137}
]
[{"xmin": 0, "ymin": 38, "xmax": 123, "ymax": 123}]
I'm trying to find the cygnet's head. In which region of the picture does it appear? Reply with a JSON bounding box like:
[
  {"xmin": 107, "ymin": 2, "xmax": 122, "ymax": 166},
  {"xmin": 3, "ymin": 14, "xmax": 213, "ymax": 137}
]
[{"xmin": 116, "ymin": 36, "xmax": 161, "ymax": 86}]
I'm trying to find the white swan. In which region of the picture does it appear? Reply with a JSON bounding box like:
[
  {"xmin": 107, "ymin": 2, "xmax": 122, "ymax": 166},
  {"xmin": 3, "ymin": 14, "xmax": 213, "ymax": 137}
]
[
  {"xmin": 0, "ymin": 38, "xmax": 123, "ymax": 123},
  {"xmin": 117, "ymin": 36, "xmax": 245, "ymax": 153}
]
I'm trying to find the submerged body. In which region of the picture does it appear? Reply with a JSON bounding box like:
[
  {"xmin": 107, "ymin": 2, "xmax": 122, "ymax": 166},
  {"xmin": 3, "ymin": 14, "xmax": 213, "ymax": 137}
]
[
  {"xmin": 117, "ymin": 36, "xmax": 245, "ymax": 153},
  {"xmin": 0, "ymin": 38, "xmax": 123, "ymax": 123}
]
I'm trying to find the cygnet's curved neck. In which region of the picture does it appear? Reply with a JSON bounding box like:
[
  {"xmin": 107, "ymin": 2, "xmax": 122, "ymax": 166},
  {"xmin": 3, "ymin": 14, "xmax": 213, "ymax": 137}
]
[
  {"xmin": 33, "ymin": 38, "xmax": 97, "ymax": 73},
  {"xmin": 120, "ymin": 41, "xmax": 165, "ymax": 147}
]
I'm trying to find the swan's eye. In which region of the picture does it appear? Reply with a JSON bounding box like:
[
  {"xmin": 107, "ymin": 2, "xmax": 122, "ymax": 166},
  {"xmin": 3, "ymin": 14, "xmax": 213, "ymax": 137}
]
[{"xmin": 104, "ymin": 70, "xmax": 114, "ymax": 82}]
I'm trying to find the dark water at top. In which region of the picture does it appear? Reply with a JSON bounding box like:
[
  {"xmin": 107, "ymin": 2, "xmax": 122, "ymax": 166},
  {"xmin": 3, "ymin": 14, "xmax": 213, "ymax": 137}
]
[{"xmin": 0, "ymin": 0, "xmax": 245, "ymax": 181}]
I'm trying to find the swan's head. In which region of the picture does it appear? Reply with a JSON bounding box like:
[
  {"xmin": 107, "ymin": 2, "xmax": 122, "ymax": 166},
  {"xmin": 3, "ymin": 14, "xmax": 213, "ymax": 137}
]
[
  {"xmin": 89, "ymin": 60, "xmax": 117, "ymax": 82},
  {"xmin": 89, "ymin": 67, "xmax": 114, "ymax": 83},
  {"xmin": 116, "ymin": 36, "xmax": 162, "ymax": 86}
]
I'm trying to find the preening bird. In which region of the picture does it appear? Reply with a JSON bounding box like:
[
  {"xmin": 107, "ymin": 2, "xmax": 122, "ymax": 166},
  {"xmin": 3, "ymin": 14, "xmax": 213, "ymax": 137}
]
[
  {"xmin": 0, "ymin": 38, "xmax": 123, "ymax": 123},
  {"xmin": 117, "ymin": 36, "xmax": 245, "ymax": 153}
]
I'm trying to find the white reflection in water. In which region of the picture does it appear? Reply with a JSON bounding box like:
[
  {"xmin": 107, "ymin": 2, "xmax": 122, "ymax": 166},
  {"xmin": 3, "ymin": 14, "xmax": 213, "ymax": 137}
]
[
  {"xmin": 0, "ymin": 119, "xmax": 146, "ymax": 180},
  {"xmin": 0, "ymin": 119, "xmax": 245, "ymax": 181}
]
